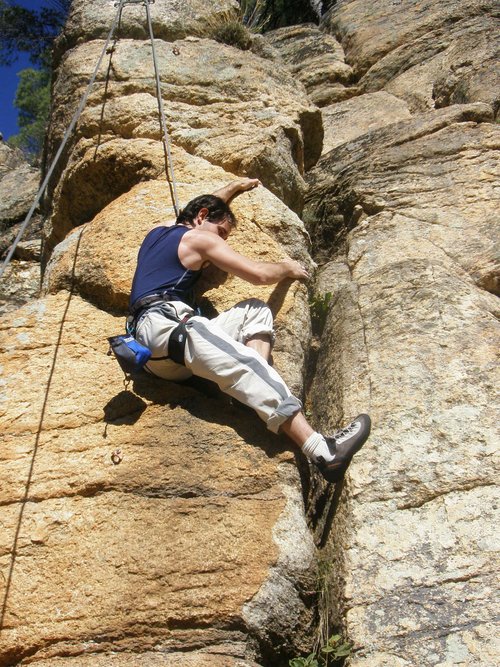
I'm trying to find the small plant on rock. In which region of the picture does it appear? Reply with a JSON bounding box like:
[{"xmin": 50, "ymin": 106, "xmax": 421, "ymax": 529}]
[
  {"xmin": 320, "ymin": 634, "xmax": 353, "ymax": 662},
  {"xmin": 290, "ymin": 654, "xmax": 319, "ymax": 667},
  {"xmin": 310, "ymin": 291, "xmax": 333, "ymax": 334},
  {"xmin": 210, "ymin": 19, "xmax": 252, "ymax": 50},
  {"xmin": 289, "ymin": 634, "xmax": 352, "ymax": 667},
  {"xmin": 198, "ymin": 9, "xmax": 253, "ymax": 50}
]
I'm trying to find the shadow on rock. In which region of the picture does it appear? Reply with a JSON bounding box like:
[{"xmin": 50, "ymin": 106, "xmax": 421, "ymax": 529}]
[
  {"xmin": 103, "ymin": 389, "xmax": 148, "ymax": 425},
  {"xmin": 128, "ymin": 371, "xmax": 290, "ymax": 459}
]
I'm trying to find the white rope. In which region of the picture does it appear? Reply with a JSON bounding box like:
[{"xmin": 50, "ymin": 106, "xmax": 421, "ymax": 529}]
[
  {"xmin": 144, "ymin": 0, "xmax": 180, "ymax": 216},
  {"xmin": 0, "ymin": 2, "xmax": 125, "ymax": 280},
  {"xmin": 1, "ymin": 0, "xmax": 181, "ymax": 278}
]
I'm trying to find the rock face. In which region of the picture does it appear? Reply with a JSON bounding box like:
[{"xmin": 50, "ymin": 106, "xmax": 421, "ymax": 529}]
[
  {"xmin": 0, "ymin": 143, "xmax": 42, "ymax": 315},
  {"xmin": 45, "ymin": 1, "xmax": 322, "ymax": 256},
  {"xmin": 303, "ymin": 1, "xmax": 499, "ymax": 664},
  {"xmin": 319, "ymin": 91, "xmax": 411, "ymax": 154},
  {"xmin": 0, "ymin": 294, "xmax": 313, "ymax": 665},
  {"xmin": 264, "ymin": 24, "xmax": 354, "ymax": 107},
  {"xmin": 0, "ymin": 3, "xmax": 317, "ymax": 665},
  {"xmin": 1, "ymin": 0, "xmax": 499, "ymax": 666},
  {"xmin": 322, "ymin": 0, "xmax": 500, "ymax": 114}
]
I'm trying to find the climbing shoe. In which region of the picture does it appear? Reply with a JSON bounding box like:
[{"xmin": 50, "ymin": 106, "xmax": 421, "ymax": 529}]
[{"xmin": 315, "ymin": 414, "xmax": 371, "ymax": 483}]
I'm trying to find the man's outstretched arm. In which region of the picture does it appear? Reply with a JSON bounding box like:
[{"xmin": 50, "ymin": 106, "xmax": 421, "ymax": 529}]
[
  {"xmin": 212, "ymin": 178, "xmax": 261, "ymax": 204},
  {"xmin": 185, "ymin": 230, "xmax": 310, "ymax": 285}
]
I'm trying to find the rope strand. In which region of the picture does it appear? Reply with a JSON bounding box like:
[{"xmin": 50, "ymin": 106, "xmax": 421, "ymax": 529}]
[
  {"xmin": 1, "ymin": 0, "xmax": 181, "ymax": 278},
  {"xmin": 0, "ymin": 2, "xmax": 124, "ymax": 279},
  {"xmin": 144, "ymin": 0, "xmax": 180, "ymax": 217}
]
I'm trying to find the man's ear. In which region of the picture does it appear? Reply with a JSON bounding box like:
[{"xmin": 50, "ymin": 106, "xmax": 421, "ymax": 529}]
[{"xmin": 194, "ymin": 208, "xmax": 210, "ymax": 226}]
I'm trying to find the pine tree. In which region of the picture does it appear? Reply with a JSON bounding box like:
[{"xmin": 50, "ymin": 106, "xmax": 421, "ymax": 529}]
[{"xmin": 1, "ymin": 0, "xmax": 71, "ymax": 159}]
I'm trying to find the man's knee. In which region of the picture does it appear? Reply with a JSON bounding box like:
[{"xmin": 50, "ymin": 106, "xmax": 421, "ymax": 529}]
[
  {"xmin": 240, "ymin": 298, "xmax": 273, "ymax": 323},
  {"xmin": 235, "ymin": 298, "xmax": 274, "ymax": 343}
]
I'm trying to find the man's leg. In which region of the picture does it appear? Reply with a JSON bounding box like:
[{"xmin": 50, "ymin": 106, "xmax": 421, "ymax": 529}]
[
  {"xmin": 184, "ymin": 310, "xmax": 371, "ymax": 482},
  {"xmin": 184, "ymin": 313, "xmax": 301, "ymax": 433},
  {"xmin": 280, "ymin": 410, "xmax": 371, "ymax": 482},
  {"xmin": 245, "ymin": 333, "xmax": 272, "ymax": 362}
]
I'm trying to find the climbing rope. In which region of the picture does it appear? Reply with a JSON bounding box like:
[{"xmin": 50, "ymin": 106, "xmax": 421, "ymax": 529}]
[
  {"xmin": 0, "ymin": 0, "xmax": 180, "ymax": 279},
  {"xmin": 144, "ymin": 0, "xmax": 180, "ymax": 216}
]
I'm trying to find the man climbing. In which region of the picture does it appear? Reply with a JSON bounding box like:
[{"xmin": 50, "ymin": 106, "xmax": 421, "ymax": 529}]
[{"xmin": 129, "ymin": 178, "xmax": 371, "ymax": 482}]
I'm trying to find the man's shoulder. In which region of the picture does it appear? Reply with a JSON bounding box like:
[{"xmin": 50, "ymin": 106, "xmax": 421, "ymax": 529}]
[{"xmin": 181, "ymin": 228, "xmax": 221, "ymax": 247}]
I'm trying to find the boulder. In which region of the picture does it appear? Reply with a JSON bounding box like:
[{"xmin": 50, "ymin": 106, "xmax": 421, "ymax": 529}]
[
  {"xmin": 0, "ymin": 260, "xmax": 40, "ymax": 316},
  {"xmin": 0, "ymin": 144, "xmax": 42, "ymax": 314},
  {"xmin": 0, "ymin": 143, "xmax": 39, "ymax": 232},
  {"xmin": 264, "ymin": 24, "xmax": 354, "ymax": 107},
  {"xmin": 321, "ymin": 91, "xmax": 411, "ymax": 154},
  {"xmin": 323, "ymin": 0, "xmax": 500, "ymax": 114},
  {"xmin": 0, "ymin": 293, "xmax": 315, "ymax": 665},
  {"xmin": 305, "ymin": 100, "xmax": 499, "ymax": 664},
  {"xmin": 45, "ymin": 32, "xmax": 321, "ymax": 254}
]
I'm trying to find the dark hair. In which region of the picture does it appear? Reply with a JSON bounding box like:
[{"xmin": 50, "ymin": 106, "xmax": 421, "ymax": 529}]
[{"xmin": 175, "ymin": 194, "xmax": 237, "ymax": 227}]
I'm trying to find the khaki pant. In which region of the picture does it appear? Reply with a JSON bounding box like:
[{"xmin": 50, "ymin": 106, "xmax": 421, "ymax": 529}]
[{"xmin": 135, "ymin": 298, "xmax": 302, "ymax": 433}]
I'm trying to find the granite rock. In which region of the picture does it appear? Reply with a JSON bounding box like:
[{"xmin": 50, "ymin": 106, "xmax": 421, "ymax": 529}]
[
  {"xmin": 305, "ymin": 97, "xmax": 499, "ymax": 665},
  {"xmin": 0, "ymin": 294, "xmax": 315, "ymax": 665},
  {"xmin": 45, "ymin": 33, "xmax": 321, "ymax": 254},
  {"xmin": 323, "ymin": 0, "xmax": 500, "ymax": 114},
  {"xmin": 264, "ymin": 24, "xmax": 354, "ymax": 107}
]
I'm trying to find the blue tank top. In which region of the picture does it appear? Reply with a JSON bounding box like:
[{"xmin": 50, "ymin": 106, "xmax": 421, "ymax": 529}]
[{"xmin": 129, "ymin": 225, "xmax": 202, "ymax": 309}]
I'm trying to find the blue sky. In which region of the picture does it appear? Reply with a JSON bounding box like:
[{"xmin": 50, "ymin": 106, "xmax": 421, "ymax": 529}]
[{"xmin": 0, "ymin": 1, "xmax": 47, "ymax": 139}]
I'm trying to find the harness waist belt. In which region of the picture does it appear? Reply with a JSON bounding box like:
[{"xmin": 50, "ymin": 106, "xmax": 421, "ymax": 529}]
[{"xmin": 130, "ymin": 292, "xmax": 175, "ymax": 316}]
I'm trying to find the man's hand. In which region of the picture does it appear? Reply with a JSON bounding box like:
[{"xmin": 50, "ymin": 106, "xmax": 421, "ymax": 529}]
[
  {"xmin": 283, "ymin": 259, "xmax": 310, "ymax": 281},
  {"xmin": 212, "ymin": 178, "xmax": 261, "ymax": 203},
  {"xmin": 237, "ymin": 177, "xmax": 261, "ymax": 193}
]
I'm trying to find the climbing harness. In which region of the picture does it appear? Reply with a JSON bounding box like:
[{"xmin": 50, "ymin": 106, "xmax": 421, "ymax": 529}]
[
  {"xmin": 108, "ymin": 299, "xmax": 190, "ymax": 379},
  {"xmin": 0, "ymin": 0, "xmax": 180, "ymax": 279}
]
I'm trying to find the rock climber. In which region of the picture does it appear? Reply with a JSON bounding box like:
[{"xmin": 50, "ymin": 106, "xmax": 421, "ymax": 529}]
[{"xmin": 128, "ymin": 178, "xmax": 371, "ymax": 482}]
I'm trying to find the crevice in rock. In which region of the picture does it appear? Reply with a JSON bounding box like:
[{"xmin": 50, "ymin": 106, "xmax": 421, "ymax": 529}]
[
  {"xmin": 0, "ymin": 484, "xmax": 283, "ymax": 510},
  {"xmin": 396, "ymin": 481, "xmax": 497, "ymax": 510}
]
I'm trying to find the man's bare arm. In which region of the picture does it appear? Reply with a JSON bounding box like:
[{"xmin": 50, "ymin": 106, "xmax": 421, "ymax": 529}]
[
  {"xmin": 185, "ymin": 230, "xmax": 309, "ymax": 285},
  {"xmin": 212, "ymin": 178, "xmax": 261, "ymax": 204}
]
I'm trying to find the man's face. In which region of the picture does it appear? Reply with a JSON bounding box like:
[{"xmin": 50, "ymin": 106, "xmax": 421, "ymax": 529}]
[{"xmin": 197, "ymin": 213, "xmax": 233, "ymax": 241}]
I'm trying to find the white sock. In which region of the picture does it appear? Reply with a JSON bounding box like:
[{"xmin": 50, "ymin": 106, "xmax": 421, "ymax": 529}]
[{"xmin": 301, "ymin": 432, "xmax": 335, "ymax": 463}]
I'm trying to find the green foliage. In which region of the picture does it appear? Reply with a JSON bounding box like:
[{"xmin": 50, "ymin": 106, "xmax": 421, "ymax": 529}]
[
  {"xmin": 310, "ymin": 291, "xmax": 333, "ymax": 333},
  {"xmin": 321, "ymin": 634, "xmax": 353, "ymax": 660},
  {"xmin": 1, "ymin": 1, "xmax": 71, "ymax": 160},
  {"xmin": 290, "ymin": 655, "xmax": 320, "ymax": 667},
  {"xmin": 209, "ymin": 18, "xmax": 253, "ymax": 50},
  {"xmin": 7, "ymin": 67, "xmax": 50, "ymax": 158},
  {"xmin": 0, "ymin": 0, "xmax": 71, "ymax": 66},
  {"xmin": 289, "ymin": 634, "xmax": 352, "ymax": 667}
]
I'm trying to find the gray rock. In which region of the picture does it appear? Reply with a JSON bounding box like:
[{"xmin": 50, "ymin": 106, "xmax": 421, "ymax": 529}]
[
  {"xmin": 306, "ymin": 99, "xmax": 499, "ymax": 665},
  {"xmin": 0, "ymin": 260, "xmax": 41, "ymax": 315},
  {"xmin": 264, "ymin": 24, "xmax": 354, "ymax": 107},
  {"xmin": 0, "ymin": 143, "xmax": 39, "ymax": 229},
  {"xmin": 323, "ymin": 0, "xmax": 500, "ymax": 114}
]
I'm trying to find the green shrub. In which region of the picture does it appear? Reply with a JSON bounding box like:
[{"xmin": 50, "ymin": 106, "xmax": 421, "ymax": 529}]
[
  {"xmin": 289, "ymin": 634, "xmax": 352, "ymax": 666},
  {"xmin": 210, "ymin": 19, "xmax": 252, "ymax": 50},
  {"xmin": 310, "ymin": 291, "xmax": 333, "ymax": 333}
]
